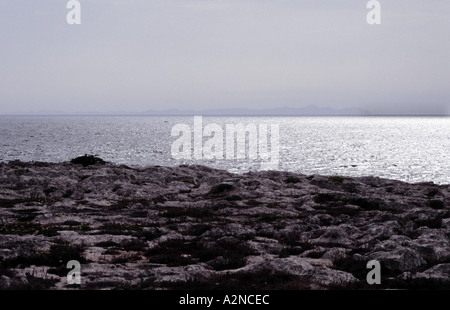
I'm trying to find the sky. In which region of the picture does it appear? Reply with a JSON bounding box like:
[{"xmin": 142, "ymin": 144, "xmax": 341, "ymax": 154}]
[{"xmin": 0, "ymin": 0, "xmax": 449, "ymax": 115}]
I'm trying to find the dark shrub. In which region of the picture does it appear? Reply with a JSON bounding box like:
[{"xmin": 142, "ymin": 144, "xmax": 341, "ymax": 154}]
[
  {"xmin": 429, "ymin": 199, "xmax": 444, "ymax": 210},
  {"xmin": 14, "ymin": 274, "xmax": 59, "ymax": 290},
  {"xmin": 145, "ymin": 239, "xmax": 196, "ymax": 266},
  {"xmin": 0, "ymin": 222, "xmax": 58, "ymax": 237},
  {"xmin": 98, "ymin": 222, "xmax": 143, "ymax": 235},
  {"xmin": 284, "ymin": 176, "xmax": 301, "ymax": 184},
  {"xmin": 225, "ymin": 195, "xmax": 243, "ymax": 201},
  {"xmin": 160, "ymin": 207, "xmax": 217, "ymax": 219},
  {"xmin": 2, "ymin": 241, "xmax": 85, "ymax": 268},
  {"xmin": 95, "ymin": 241, "xmax": 119, "ymax": 247},
  {"xmin": 328, "ymin": 176, "xmax": 344, "ymax": 185},
  {"xmin": 207, "ymin": 183, "xmax": 234, "ymax": 196},
  {"xmin": 120, "ymin": 239, "xmax": 148, "ymax": 251},
  {"xmin": 145, "ymin": 237, "xmax": 255, "ymax": 269},
  {"xmin": 46, "ymin": 242, "xmax": 86, "ymax": 266},
  {"xmin": 164, "ymin": 269, "xmax": 311, "ymax": 290}
]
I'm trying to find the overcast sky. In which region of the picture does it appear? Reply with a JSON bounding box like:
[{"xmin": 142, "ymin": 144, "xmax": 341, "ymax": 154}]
[{"xmin": 0, "ymin": 0, "xmax": 449, "ymax": 115}]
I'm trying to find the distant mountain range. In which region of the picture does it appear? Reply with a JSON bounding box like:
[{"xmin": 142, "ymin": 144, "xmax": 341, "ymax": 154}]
[
  {"xmin": 141, "ymin": 105, "xmax": 371, "ymax": 116},
  {"xmin": 3, "ymin": 105, "xmax": 373, "ymax": 116}
]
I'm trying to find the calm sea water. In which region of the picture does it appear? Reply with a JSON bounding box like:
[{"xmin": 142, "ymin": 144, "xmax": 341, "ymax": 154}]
[{"xmin": 1, "ymin": 116, "xmax": 449, "ymax": 184}]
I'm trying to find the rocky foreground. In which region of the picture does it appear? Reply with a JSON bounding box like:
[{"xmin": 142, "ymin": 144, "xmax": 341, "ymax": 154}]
[{"xmin": 0, "ymin": 159, "xmax": 450, "ymax": 290}]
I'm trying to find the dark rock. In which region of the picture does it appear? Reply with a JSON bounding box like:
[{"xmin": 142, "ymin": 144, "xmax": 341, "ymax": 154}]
[{"xmin": 70, "ymin": 155, "xmax": 106, "ymax": 167}]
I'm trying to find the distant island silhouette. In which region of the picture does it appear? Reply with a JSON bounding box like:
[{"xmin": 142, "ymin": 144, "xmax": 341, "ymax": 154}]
[
  {"xmin": 5, "ymin": 105, "xmax": 372, "ymax": 116},
  {"xmin": 4, "ymin": 105, "xmax": 450, "ymax": 116},
  {"xmin": 141, "ymin": 105, "xmax": 371, "ymax": 116}
]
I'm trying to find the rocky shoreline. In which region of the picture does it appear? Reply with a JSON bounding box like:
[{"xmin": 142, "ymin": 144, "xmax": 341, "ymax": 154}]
[{"xmin": 0, "ymin": 159, "xmax": 450, "ymax": 289}]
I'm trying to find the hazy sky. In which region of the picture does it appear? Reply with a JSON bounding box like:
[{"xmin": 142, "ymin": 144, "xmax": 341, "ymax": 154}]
[{"xmin": 0, "ymin": 0, "xmax": 449, "ymax": 115}]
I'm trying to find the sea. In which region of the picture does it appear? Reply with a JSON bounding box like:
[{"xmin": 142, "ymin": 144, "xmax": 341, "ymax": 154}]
[{"xmin": 1, "ymin": 115, "xmax": 449, "ymax": 185}]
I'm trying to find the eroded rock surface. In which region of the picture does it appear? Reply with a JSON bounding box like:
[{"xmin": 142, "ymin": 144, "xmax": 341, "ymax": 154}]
[{"xmin": 0, "ymin": 160, "xmax": 449, "ymax": 289}]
